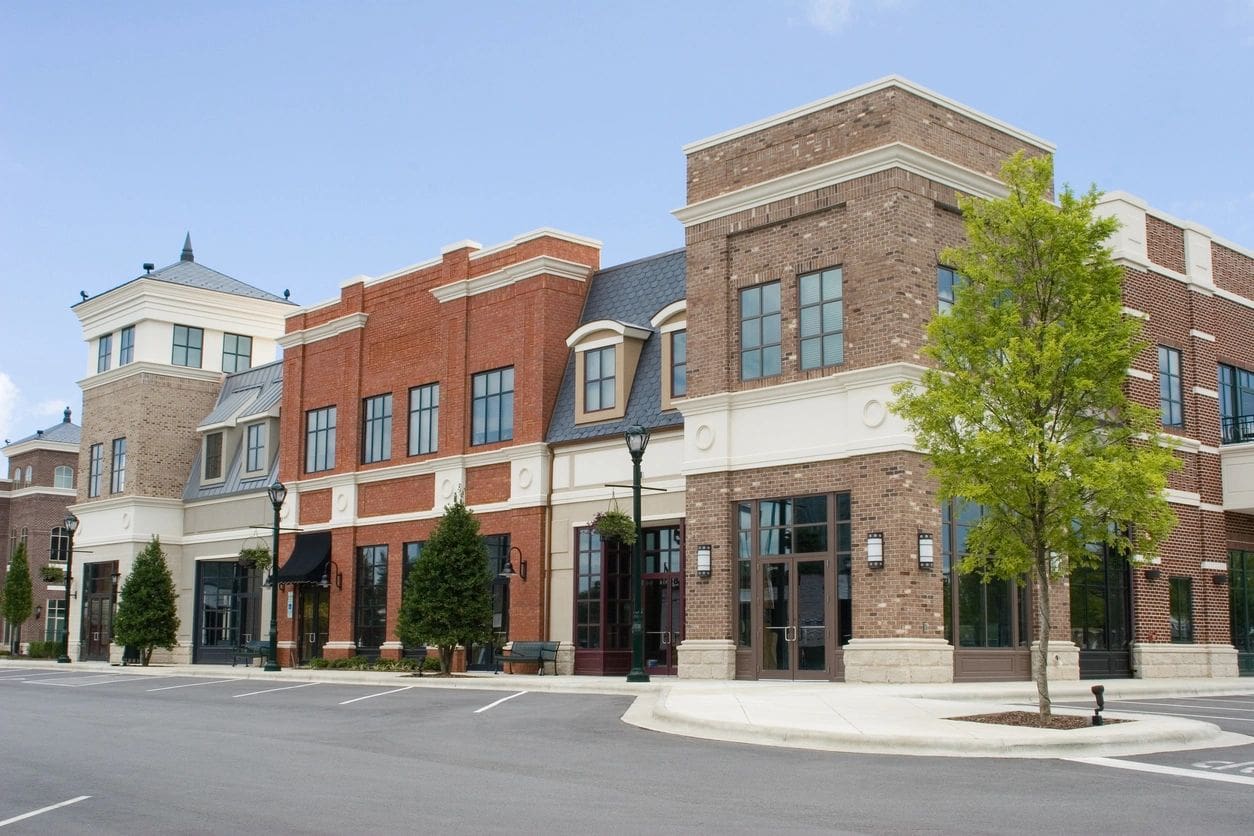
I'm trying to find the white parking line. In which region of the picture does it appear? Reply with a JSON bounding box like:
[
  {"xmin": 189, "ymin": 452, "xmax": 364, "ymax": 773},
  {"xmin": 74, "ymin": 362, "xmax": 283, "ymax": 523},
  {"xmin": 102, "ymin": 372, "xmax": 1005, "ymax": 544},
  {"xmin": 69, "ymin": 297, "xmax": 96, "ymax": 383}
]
[
  {"xmin": 1111, "ymin": 699, "xmax": 1254, "ymax": 714},
  {"xmin": 1069, "ymin": 757, "xmax": 1254, "ymax": 786},
  {"xmin": 474, "ymin": 691, "xmax": 527, "ymax": 713},
  {"xmin": 1090, "ymin": 706, "xmax": 1254, "ymax": 723},
  {"xmin": 0, "ymin": 795, "xmax": 90, "ymax": 827},
  {"xmin": 25, "ymin": 676, "xmax": 165, "ymax": 688},
  {"xmin": 148, "ymin": 679, "xmax": 239, "ymax": 692},
  {"xmin": 233, "ymin": 682, "xmax": 316, "ymax": 698},
  {"xmin": 339, "ymin": 686, "xmax": 415, "ymax": 705},
  {"xmin": 0, "ymin": 672, "xmax": 73, "ymax": 681}
]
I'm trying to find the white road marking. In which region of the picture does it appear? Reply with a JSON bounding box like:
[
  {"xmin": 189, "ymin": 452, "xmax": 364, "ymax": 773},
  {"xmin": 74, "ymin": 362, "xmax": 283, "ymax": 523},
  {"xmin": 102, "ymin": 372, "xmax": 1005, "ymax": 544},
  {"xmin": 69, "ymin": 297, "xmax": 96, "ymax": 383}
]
[
  {"xmin": 1103, "ymin": 699, "xmax": 1254, "ymax": 715},
  {"xmin": 232, "ymin": 682, "xmax": 316, "ymax": 698},
  {"xmin": 25, "ymin": 676, "xmax": 163, "ymax": 688},
  {"xmin": 1086, "ymin": 706, "xmax": 1254, "ymax": 723},
  {"xmin": 474, "ymin": 691, "xmax": 527, "ymax": 713},
  {"xmin": 1070, "ymin": 756, "xmax": 1254, "ymax": 786},
  {"xmin": 147, "ymin": 678, "xmax": 239, "ymax": 692},
  {"xmin": 339, "ymin": 686, "xmax": 415, "ymax": 705},
  {"xmin": 0, "ymin": 795, "xmax": 90, "ymax": 827},
  {"xmin": 0, "ymin": 672, "xmax": 73, "ymax": 681}
]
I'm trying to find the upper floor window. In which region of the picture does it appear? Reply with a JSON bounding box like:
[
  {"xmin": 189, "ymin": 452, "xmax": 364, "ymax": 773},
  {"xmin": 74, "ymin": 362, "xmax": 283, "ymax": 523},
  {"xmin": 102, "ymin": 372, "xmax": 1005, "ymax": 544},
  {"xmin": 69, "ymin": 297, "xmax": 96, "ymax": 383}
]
[
  {"xmin": 799, "ymin": 267, "xmax": 844, "ymax": 370},
  {"xmin": 740, "ymin": 282, "xmax": 781, "ymax": 380},
  {"xmin": 362, "ymin": 394, "xmax": 392, "ymax": 464},
  {"xmin": 306, "ymin": 406, "xmax": 336, "ymax": 473},
  {"xmin": 222, "ymin": 333, "xmax": 253, "ymax": 373},
  {"xmin": 24, "ymin": 465, "xmax": 31, "ymax": 485},
  {"xmin": 245, "ymin": 423, "xmax": 266, "ymax": 473},
  {"xmin": 88, "ymin": 443, "xmax": 103, "ymax": 497},
  {"xmin": 938, "ymin": 265, "xmax": 960, "ymax": 313},
  {"xmin": 49, "ymin": 527, "xmax": 69, "ymax": 562},
  {"xmin": 172, "ymin": 324, "xmax": 204, "ymax": 368},
  {"xmin": 408, "ymin": 383, "xmax": 439, "ymax": 456},
  {"xmin": 97, "ymin": 333, "xmax": 112, "ymax": 373},
  {"xmin": 584, "ymin": 346, "xmax": 616, "ymax": 412},
  {"xmin": 110, "ymin": 437, "xmax": 127, "ymax": 493},
  {"xmin": 1158, "ymin": 346, "xmax": 1183, "ymax": 428},
  {"xmin": 670, "ymin": 330, "xmax": 687, "ymax": 399},
  {"xmin": 1218, "ymin": 364, "xmax": 1254, "ymax": 444},
  {"xmin": 472, "ymin": 367, "xmax": 514, "ymax": 445},
  {"xmin": 204, "ymin": 432, "xmax": 224, "ymax": 481},
  {"xmin": 1170, "ymin": 576, "xmax": 1193, "ymax": 643},
  {"xmin": 53, "ymin": 465, "xmax": 73, "ymax": 489},
  {"xmin": 119, "ymin": 325, "xmax": 135, "ymax": 365}
]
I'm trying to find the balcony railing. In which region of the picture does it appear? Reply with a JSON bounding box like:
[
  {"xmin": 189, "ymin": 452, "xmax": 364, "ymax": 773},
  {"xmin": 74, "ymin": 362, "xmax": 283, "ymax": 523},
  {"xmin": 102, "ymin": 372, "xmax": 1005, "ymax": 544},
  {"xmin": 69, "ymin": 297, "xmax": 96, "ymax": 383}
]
[{"xmin": 1222, "ymin": 415, "xmax": 1254, "ymax": 445}]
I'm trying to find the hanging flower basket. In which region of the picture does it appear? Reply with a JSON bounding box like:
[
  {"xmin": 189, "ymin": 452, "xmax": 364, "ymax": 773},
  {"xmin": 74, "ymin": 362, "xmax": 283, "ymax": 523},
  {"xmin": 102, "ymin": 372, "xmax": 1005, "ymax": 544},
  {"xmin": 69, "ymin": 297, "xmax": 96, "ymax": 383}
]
[
  {"xmin": 238, "ymin": 546, "xmax": 272, "ymax": 573},
  {"xmin": 41, "ymin": 565, "xmax": 66, "ymax": 583},
  {"xmin": 592, "ymin": 508, "xmax": 637, "ymax": 545}
]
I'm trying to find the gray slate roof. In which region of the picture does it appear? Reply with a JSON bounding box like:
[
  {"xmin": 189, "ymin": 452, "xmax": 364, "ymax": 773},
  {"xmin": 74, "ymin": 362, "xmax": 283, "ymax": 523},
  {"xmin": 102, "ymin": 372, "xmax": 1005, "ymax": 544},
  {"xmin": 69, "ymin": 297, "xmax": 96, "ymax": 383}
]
[
  {"xmin": 5, "ymin": 410, "xmax": 81, "ymax": 449},
  {"xmin": 76, "ymin": 244, "xmax": 291, "ymax": 307},
  {"xmin": 184, "ymin": 360, "xmax": 283, "ymax": 501},
  {"xmin": 547, "ymin": 248, "xmax": 686, "ymax": 444}
]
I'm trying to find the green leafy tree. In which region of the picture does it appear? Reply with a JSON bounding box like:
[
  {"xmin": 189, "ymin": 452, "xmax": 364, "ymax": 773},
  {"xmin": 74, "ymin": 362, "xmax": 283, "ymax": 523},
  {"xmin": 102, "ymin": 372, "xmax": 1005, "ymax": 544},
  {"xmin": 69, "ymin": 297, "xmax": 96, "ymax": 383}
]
[
  {"xmin": 113, "ymin": 536, "xmax": 180, "ymax": 665},
  {"xmin": 396, "ymin": 492, "xmax": 493, "ymax": 674},
  {"xmin": 892, "ymin": 152, "xmax": 1178, "ymax": 721},
  {"xmin": 2, "ymin": 542, "xmax": 33, "ymax": 654}
]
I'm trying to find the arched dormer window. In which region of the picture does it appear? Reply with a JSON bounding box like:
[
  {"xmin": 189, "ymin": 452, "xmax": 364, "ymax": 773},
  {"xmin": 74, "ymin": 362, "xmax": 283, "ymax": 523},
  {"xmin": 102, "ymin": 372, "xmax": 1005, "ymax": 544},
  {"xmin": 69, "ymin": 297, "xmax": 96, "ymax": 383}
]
[
  {"xmin": 565, "ymin": 320, "xmax": 652, "ymax": 425},
  {"xmin": 651, "ymin": 301, "xmax": 688, "ymax": 410},
  {"xmin": 24, "ymin": 466, "xmax": 32, "ymax": 485}
]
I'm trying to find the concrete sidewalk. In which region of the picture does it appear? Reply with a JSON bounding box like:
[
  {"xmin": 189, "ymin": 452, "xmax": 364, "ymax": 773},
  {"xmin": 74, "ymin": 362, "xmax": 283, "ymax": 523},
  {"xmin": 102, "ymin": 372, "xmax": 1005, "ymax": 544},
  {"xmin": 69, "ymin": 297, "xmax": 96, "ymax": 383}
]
[{"xmin": 4, "ymin": 659, "xmax": 1251, "ymax": 759}]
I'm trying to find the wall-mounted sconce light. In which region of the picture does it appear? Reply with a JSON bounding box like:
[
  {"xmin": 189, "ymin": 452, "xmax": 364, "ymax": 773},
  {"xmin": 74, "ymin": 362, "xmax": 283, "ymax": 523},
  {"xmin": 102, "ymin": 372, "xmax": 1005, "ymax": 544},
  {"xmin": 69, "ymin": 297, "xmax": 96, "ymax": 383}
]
[
  {"xmin": 35, "ymin": 605, "xmax": 42, "ymax": 620},
  {"xmin": 696, "ymin": 544, "xmax": 712, "ymax": 578},
  {"xmin": 320, "ymin": 559, "xmax": 343, "ymax": 591},
  {"xmin": 866, "ymin": 532, "xmax": 884, "ymax": 569},
  {"xmin": 1144, "ymin": 567, "xmax": 1162, "ymax": 581},
  {"xmin": 917, "ymin": 532, "xmax": 934, "ymax": 570},
  {"xmin": 500, "ymin": 545, "xmax": 527, "ymax": 581},
  {"xmin": 111, "ymin": 569, "xmax": 122, "ymax": 592}
]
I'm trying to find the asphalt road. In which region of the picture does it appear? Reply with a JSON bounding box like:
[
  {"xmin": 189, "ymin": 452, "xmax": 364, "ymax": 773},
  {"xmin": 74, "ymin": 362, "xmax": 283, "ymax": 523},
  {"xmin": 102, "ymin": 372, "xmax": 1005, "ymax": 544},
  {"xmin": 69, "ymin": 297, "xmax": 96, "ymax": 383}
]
[{"xmin": 1, "ymin": 669, "xmax": 1252, "ymax": 834}]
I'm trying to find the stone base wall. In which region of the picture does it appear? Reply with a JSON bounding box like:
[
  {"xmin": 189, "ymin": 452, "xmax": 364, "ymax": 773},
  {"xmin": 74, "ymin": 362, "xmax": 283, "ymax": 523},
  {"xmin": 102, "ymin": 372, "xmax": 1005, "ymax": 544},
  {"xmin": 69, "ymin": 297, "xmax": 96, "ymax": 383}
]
[
  {"xmin": 842, "ymin": 638, "xmax": 954, "ymax": 683},
  {"xmin": 1030, "ymin": 640, "xmax": 1080, "ymax": 681},
  {"xmin": 556, "ymin": 642, "xmax": 575, "ymax": 676},
  {"xmin": 1133, "ymin": 642, "xmax": 1239, "ymax": 678},
  {"xmin": 677, "ymin": 639, "xmax": 736, "ymax": 679}
]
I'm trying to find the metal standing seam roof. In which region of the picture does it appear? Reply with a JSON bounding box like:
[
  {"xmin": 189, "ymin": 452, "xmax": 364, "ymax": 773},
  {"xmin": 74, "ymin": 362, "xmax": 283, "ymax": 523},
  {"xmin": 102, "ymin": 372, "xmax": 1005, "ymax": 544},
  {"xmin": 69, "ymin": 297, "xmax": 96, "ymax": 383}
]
[
  {"xmin": 74, "ymin": 260, "xmax": 293, "ymax": 308},
  {"xmin": 183, "ymin": 360, "xmax": 283, "ymax": 501},
  {"xmin": 5, "ymin": 416, "xmax": 82, "ymax": 449},
  {"xmin": 546, "ymin": 248, "xmax": 687, "ymax": 445}
]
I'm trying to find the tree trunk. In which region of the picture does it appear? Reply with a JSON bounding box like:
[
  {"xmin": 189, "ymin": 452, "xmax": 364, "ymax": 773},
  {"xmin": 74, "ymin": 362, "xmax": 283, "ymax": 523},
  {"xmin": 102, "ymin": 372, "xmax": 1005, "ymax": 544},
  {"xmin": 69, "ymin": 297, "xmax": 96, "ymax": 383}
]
[
  {"xmin": 1034, "ymin": 553, "xmax": 1052, "ymax": 723},
  {"xmin": 440, "ymin": 644, "xmax": 454, "ymax": 675},
  {"xmin": 142, "ymin": 646, "xmax": 152, "ymax": 666}
]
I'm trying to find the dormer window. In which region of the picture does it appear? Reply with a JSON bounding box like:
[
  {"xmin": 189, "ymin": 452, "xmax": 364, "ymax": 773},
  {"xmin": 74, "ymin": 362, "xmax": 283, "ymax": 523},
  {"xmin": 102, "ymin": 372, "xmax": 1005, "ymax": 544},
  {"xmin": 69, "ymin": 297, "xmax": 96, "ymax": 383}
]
[
  {"xmin": 566, "ymin": 321, "xmax": 652, "ymax": 424},
  {"xmin": 204, "ymin": 432, "xmax": 224, "ymax": 482},
  {"xmin": 245, "ymin": 423, "xmax": 267, "ymax": 473},
  {"xmin": 650, "ymin": 301, "xmax": 688, "ymax": 410}
]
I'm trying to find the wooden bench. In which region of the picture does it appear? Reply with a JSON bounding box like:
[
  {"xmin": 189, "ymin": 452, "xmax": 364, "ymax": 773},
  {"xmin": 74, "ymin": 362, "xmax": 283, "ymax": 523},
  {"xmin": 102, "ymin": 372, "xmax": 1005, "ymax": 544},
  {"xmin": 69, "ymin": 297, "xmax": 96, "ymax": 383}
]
[
  {"xmin": 495, "ymin": 641, "xmax": 559, "ymax": 675},
  {"xmin": 232, "ymin": 640, "xmax": 267, "ymax": 667}
]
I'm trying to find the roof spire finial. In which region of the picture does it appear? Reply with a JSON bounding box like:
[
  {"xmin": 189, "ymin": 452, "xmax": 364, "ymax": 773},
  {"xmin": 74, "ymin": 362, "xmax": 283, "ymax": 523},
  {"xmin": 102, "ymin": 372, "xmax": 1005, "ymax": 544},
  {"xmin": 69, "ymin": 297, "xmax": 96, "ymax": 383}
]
[
  {"xmin": 63, "ymin": 407, "xmax": 71, "ymax": 423},
  {"xmin": 181, "ymin": 232, "xmax": 194, "ymax": 262}
]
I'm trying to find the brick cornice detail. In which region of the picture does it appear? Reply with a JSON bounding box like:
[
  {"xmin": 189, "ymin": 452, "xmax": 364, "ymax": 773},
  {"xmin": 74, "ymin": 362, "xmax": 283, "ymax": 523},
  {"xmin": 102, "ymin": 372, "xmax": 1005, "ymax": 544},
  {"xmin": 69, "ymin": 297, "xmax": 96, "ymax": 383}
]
[
  {"xmin": 430, "ymin": 256, "xmax": 593, "ymax": 302},
  {"xmin": 278, "ymin": 312, "xmax": 369, "ymax": 348}
]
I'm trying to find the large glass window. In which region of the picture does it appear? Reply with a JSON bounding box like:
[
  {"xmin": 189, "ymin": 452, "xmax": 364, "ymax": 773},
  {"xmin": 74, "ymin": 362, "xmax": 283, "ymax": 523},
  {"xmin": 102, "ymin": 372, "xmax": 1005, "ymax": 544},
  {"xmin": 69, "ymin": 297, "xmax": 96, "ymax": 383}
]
[
  {"xmin": 362, "ymin": 393, "xmax": 392, "ymax": 464},
  {"xmin": 245, "ymin": 423, "xmax": 266, "ymax": 472},
  {"xmin": 53, "ymin": 465, "xmax": 73, "ymax": 489},
  {"xmin": 941, "ymin": 501, "xmax": 1025, "ymax": 648},
  {"xmin": 1158, "ymin": 346, "xmax": 1183, "ymax": 428},
  {"xmin": 119, "ymin": 326, "xmax": 134, "ymax": 366},
  {"xmin": 199, "ymin": 562, "xmax": 260, "ymax": 651},
  {"xmin": 471, "ymin": 367, "xmax": 514, "ymax": 445},
  {"xmin": 671, "ymin": 330, "xmax": 687, "ymax": 398},
  {"xmin": 172, "ymin": 324, "xmax": 204, "ymax": 368},
  {"xmin": 49, "ymin": 527, "xmax": 69, "ymax": 562},
  {"xmin": 355, "ymin": 545, "xmax": 389, "ymax": 654},
  {"xmin": 110, "ymin": 437, "xmax": 126, "ymax": 493},
  {"xmin": 204, "ymin": 432, "xmax": 224, "ymax": 481},
  {"xmin": 484, "ymin": 535, "xmax": 511, "ymax": 646},
  {"xmin": 222, "ymin": 333, "xmax": 253, "ymax": 373},
  {"xmin": 575, "ymin": 527, "xmax": 631, "ymax": 651},
  {"xmin": 583, "ymin": 346, "xmax": 616, "ymax": 412},
  {"xmin": 97, "ymin": 333, "xmax": 112, "ymax": 373},
  {"xmin": 740, "ymin": 282, "xmax": 781, "ymax": 380},
  {"xmin": 402, "ymin": 541, "xmax": 425, "ymax": 592},
  {"xmin": 305, "ymin": 406, "xmax": 336, "ymax": 473},
  {"xmin": 1218, "ymin": 364, "xmax": 1254, "ymax": 444},
  {"xmin": 1231, "ymin": 551, "xmax": 1254, "ymax": 670},
  {"xmin": 799, "ymin": 267, "xmax": 844, "ymax": 370},
  {"xmin": 44, "ymin": 599, "xmax": 66, "ymax": 643},
  {"xmin": 1170, "ymin": 576, "xmax": 1194, "ymax": 643},
  {"xmin": 1070, "ymin": 545, "xmax": 1130, "ymax": 652},
  {"xmin": 88, "ymin": 443, "xmax": 103, "ymax": 497},
  {"xmin": 408, "ymin": 383, "xmax": 439, "ymax": 455}
]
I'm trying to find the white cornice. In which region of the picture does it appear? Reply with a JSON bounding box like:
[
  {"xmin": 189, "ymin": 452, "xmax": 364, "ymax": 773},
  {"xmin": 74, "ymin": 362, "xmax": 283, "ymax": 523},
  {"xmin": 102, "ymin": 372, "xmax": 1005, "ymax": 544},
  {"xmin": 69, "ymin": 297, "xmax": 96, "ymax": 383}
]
[
  {"xmin": 679, "ymin": 362, "xmax": 929, "ymax": 416},
  {"xmin": 5, "ymin": 485, "xmax": 76, "ymax": 500},
  {"xmin": 288, "ymin": 442, "xmax": 551, "ymax": 492},
  {"xmin": 69, "ymin": 495, "xmax": 184, "ymax": 515},
  {"xmin": 682, "ymin": 76, "xmax": 1054, "ymax": 154},
  {"xmin": 2, "ymin": 439, "xmax": 78, "ymax": 458},
  {"xmin": 1102, "ymin": 191, "xmax": 1254, "ymax": 261},
  {"xmin": 566, "ymin": 320, "xmax": 653, "ymax": 349},
  {"xmin": 469, "ymin": 228, "xmax": 602, "ymax": 262},
  {"xmin": 672, "ymin": 143, "xmax": 1008, "ymax": 228},
  {"xmin": 650, "ymin": 301, "xmax": 688, "ymax": 330},
  {"xmin": 78, "ymin": 361, "xmax": 222, "ymax": 392},
  {"xmin": 74, "ymin": 278, "xmax": 290, "ymax": 340},
  {"xmin": 278, "ymin": 312, "xmax": 369, "ymax": 349},
  {"xmin": 431, "ymin": 256, "xmax": 594, "ymax": 303}
]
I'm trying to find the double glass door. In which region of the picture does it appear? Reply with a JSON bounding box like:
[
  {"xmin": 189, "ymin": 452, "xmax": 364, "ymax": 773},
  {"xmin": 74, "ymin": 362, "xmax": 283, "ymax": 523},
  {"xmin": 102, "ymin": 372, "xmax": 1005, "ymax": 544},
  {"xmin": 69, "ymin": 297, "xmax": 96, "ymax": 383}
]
[
  {"xmin": 759, "ymin": 558, "xmax": 831, "ymax": 679},
  {"xmin": 644, "ymin": 576, "xmax": 681, "ymax": 675},
  {"xmin": 299, "ymin": 586, "xmax": 329, "ymax": 665}
]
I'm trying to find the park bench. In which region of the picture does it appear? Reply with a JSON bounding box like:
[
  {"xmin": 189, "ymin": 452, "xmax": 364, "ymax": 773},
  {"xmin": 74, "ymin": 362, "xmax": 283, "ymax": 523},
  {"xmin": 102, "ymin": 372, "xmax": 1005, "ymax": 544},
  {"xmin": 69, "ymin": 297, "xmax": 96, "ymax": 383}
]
[
  {"xmin": 232, "ymin": 640, "xmax": 267, "ymax": 667},
  {"xmin": 495, "ymin": 640, "xmax": 559, "ymax": 675},
  {"xmin": 403, "ymin": 645, "xmax": 429, "ymax": 675}
]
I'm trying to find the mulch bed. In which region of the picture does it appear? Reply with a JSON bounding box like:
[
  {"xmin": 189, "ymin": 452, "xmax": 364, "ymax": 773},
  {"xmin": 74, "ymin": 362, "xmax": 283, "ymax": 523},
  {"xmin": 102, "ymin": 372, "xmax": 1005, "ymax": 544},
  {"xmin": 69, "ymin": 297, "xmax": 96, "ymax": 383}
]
[{"xmin": 950, "ymin": 711, "xmax": 1127, "ymax": 730}]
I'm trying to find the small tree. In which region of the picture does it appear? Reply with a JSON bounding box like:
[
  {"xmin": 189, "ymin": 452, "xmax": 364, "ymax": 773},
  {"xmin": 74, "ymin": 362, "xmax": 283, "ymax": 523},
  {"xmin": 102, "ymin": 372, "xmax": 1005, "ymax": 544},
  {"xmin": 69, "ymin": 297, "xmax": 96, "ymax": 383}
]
[
  {"xmin": 396, "ymin": 492, "xmax": 493, "ymax": 674},
  {"xmin": 2, "ymin": 542, "xmax": 33, "ymax": 654},
  {"xmin": 892, "ymin": 153, "xmax": 1177, "ymax": 722},
  {"xmin": 113, "ymin": 536, "xmax": 180, "ymax": 665}
]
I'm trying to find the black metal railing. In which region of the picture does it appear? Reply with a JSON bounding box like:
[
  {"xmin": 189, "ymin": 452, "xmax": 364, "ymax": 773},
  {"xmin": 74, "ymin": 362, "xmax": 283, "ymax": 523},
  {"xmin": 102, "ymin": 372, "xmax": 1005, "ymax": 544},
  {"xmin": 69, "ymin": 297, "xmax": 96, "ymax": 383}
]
[{"xmin": 1222, "ymin": 415, "xmax": 1254, "ymax": 445}]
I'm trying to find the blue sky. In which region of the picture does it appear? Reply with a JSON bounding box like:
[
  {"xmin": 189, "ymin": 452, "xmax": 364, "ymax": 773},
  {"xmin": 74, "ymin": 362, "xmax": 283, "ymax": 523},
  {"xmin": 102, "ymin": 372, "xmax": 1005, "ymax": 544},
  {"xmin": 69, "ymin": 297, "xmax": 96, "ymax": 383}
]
[{"xmin": 2, "ymin": 1, "xmax": 1252, "ymax": 474}]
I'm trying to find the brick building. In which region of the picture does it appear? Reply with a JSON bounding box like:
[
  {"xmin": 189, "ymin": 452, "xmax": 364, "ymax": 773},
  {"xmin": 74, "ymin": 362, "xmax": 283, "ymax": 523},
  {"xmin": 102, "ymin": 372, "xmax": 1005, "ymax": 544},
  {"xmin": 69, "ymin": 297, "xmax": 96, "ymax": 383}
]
[{"xmin": 0, "ymin": 410, "xmax": 80, "ymax": 653}]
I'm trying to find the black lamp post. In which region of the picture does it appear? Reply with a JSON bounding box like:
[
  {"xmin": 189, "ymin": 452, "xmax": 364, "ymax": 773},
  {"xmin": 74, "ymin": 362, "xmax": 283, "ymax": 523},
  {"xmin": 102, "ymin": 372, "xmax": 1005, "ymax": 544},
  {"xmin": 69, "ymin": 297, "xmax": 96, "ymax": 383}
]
[
  {"xmin": 624, "ymin": 424, "xmax": 651, "ymax": 683},
  {"xmin": 265, "ymin": 481, "xmax": 287, "ymax": 672},
  {"xmin": 58, "ymin": 513, "xmax": 78, "ymax": 663}
]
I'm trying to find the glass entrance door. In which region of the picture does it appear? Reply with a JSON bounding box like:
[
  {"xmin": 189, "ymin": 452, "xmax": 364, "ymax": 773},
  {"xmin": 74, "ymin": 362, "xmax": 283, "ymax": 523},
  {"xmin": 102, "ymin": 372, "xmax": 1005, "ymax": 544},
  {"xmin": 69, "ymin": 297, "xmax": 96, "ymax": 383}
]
[
  {"xmin": 298, "ymin": 586, "xmax": 329, "ymax": 666},
  {"xmin": 82, "ymin": 561, "xmax": 118, "ymax": 661},
  {"xmin": 1071, "ymin": 546, "xmax": 1132, "ymax": 678},
  {"xmin": 644, "ymin": 576, "xmax": 681, "ymax": 675},
  {"xmin": 758, "ymin": 558, "xmax": 829, "ymax": 679}
]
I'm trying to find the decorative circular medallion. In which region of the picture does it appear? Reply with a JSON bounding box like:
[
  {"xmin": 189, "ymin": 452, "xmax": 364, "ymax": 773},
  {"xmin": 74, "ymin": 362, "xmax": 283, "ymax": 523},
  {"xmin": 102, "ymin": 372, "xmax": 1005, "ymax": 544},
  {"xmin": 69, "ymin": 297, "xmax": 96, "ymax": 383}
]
[
  {"xmin": 695, "ymin": 424, "xmax": 715, "ymax": 451},
  {"xmin": 862, "ymin": 398, "xmax": 887, "ymax": 428},
  {"xmin": 442, "ymin": 479, "xmax": 454, "ymax": 499},
  {"xmin": 335, "ymin": 491, "xmax": 348, "ymax": 512},
  {"xmin": 518, "ymin": 467, "xmax": 533, "ymax": 489},
  {"xmin": 121, "ymin": 512, "xmax": 131, "ymax": 530}
]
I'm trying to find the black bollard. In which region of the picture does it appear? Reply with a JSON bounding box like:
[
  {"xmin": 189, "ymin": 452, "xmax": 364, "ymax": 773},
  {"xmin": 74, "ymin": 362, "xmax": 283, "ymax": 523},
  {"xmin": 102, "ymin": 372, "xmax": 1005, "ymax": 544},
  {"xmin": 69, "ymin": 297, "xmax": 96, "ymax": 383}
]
[{"xmin": 1091, "ymin": 684, "xmax": 1105, "ymax": 726}]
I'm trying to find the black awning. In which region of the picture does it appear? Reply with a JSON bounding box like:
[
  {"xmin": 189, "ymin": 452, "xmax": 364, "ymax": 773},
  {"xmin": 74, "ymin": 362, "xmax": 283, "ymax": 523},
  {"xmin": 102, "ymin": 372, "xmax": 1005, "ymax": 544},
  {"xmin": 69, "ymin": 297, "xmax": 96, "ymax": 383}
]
[{"xmin": 274, "ymin": 531, "xmax": 331, "ymax": 584}]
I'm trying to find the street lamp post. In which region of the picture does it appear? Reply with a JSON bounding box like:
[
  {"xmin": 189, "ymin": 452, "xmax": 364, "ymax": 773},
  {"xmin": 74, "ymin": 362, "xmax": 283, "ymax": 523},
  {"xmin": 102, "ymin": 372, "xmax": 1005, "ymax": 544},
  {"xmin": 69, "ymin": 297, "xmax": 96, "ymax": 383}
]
[
  {"xmin": 58, "ymin": 513, "xmax": 78, "ymax": 663},
  {"xmin": 265, "ymin": 481, "xmax": 287, "ymax": 672},
  {"xmin": 624, "ymin": 424, "xmax": 651, "ymax": 683}
]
